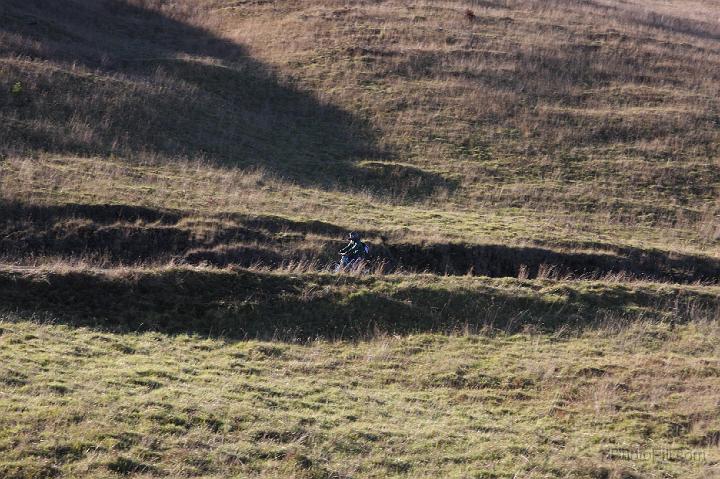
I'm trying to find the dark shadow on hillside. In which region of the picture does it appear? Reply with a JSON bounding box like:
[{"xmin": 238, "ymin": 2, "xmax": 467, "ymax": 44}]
[
  {"xmin": 382, "ymin": 242, "xmax": 720, "ymax": 284},
  {"xmin": 0, "ymin": 201, "xmax": 182, "ymax": 224},
  {"xmin": 535, "ymin": 1, "xmax": 720, "ymax": 43},
  {"xmin": 0, "ymin": 0, "xmax": 451, "ymax": 197},
  {"xmin": 635, "ymin": 12, "xmax": 720, "ymax": 42},
  {"xmin": 2, "ymin": 200, "xmax": 719, "ymax": 283},
  {"xmin": 1, "ymin": 268, "xmax": 717, "ymax": 341}
]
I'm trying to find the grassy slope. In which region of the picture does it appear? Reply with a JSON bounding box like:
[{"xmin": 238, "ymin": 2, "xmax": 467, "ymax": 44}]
[
  {"xmin": 2, "ymin": 1, "xmax": 720, "ymax": 478},
  {"xmin": 1, "ymin": 0, "xmax": 719, "ymax": 258},
  {"xmin": 1, "ymin": 317, "xmax": 720, "ymax": 478},
  {"xmin": 0, "ymin": 267, "xmax": 718, "ymax": 477},
  {"xmin": 1, "ymin": 266, "xmax": 719, "ymax": 339}
]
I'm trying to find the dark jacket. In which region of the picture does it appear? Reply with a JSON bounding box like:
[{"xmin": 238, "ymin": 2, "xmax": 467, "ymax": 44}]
[{"xmin": 339, "ymin": 240, "xmax": 366, "ymax": 258}]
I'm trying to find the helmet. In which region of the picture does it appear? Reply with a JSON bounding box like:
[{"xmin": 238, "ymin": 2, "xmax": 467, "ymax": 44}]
[{"xmin": 348, "ymin": 231, "xmax": 360, "ymax": 241}]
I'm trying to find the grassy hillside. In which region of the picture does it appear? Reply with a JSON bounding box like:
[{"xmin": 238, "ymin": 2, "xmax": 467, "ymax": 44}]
[
  {"xmin": 1, "ymin": 265, "xmax": 719, "ymax": 477},
  {"xmin": 1, "ymin": 0, "xmax": 719, "ymax": 260},
  {"xmin": 2, "ymin": 266, "xmax": 719, "ymax": 339},
  {"xmin": 1, "ymin": 312, "xmax": 720, "ymax": 478},
  {"xmin": 1, "ymin": 1, "xmax": 720, "ymax": 478}
]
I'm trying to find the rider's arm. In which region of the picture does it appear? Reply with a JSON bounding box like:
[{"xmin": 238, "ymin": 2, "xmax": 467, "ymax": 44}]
[{"xmin": 339, "ymin": 242, "xmax": 352, "ymax": 254}]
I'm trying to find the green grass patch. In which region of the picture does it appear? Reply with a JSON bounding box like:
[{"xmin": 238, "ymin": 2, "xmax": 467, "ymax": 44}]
[{"xmin": 0, "ymin": 318, "xmax": 718, "ymax": 477}]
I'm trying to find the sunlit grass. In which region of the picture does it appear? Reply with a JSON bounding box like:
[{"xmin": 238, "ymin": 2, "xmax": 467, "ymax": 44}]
[
  {"xmin": 0, "ymin": 317, "xmax": 718, "ymax": 478},
  {"xmin": 2, "ymin": 1, "xmax": 720, "ymax": 477}
]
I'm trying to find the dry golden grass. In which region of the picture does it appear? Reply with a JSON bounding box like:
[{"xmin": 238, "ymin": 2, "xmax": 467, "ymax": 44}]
[
  {"xmin": 2, "ymin": 0, "xmax": 718, "ymax": 265},
  {"xmin": 1, "ymin": 3, "xmax": 720, "ymax": 477},
  {"xmin": 1, "ymin": 314, "xmax": 720, "ymax": 478}
]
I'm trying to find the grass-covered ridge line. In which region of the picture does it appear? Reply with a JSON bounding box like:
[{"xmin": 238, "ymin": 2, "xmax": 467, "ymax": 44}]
[
  {"xmin": 2, "ymin": 267, "xmax": 718, "ymax": 340},
  {"xmin": 5, "ymin": 155, "xmax": 715, "ymax": 259},
  {"xmin": 3, "ymin": 198, "xmax": 718, "ymax": 283}
]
